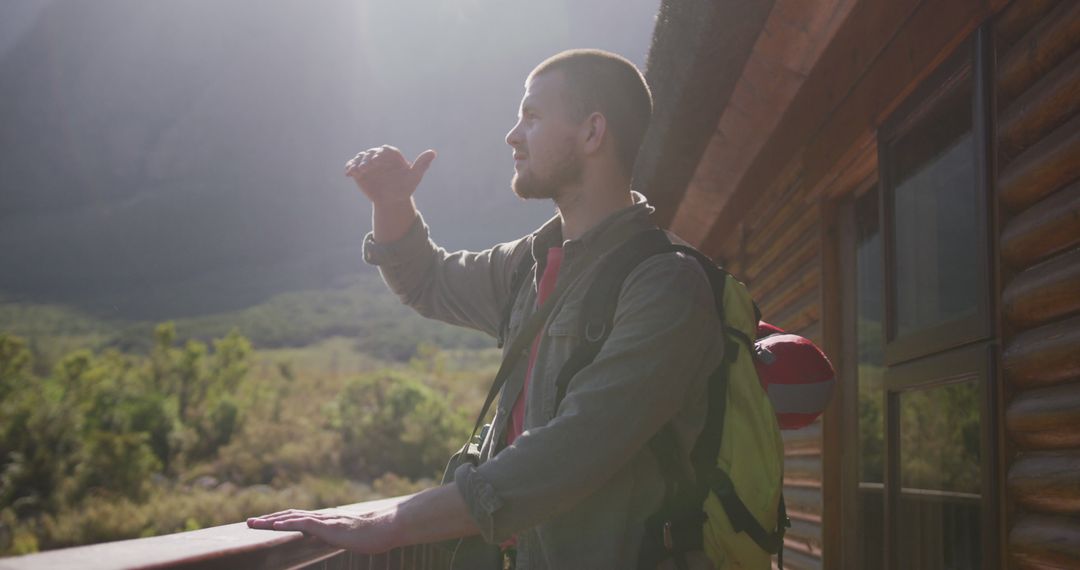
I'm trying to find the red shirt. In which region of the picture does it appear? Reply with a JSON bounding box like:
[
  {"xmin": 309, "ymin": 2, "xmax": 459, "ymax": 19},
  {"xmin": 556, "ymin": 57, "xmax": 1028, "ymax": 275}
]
[
  {"xmin": 506, "ymin": 246, "xmax": 564, "ymax": 446},
  {"xmin": 502, "ymin": 246, "xmax": 563, "ymax": 551}
]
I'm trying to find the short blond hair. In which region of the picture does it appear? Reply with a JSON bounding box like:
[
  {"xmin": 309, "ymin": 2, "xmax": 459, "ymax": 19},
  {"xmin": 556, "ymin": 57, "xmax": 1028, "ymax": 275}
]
[{"xmin": 528, "ymin": 49, "xmax": 653, "ymax": 175}]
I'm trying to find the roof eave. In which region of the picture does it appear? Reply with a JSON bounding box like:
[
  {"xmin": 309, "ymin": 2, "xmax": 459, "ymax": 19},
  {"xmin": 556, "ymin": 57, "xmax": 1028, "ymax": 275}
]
[{"xmin": 634, "ymin": 0, "xmax": 776, "ymax": 228}]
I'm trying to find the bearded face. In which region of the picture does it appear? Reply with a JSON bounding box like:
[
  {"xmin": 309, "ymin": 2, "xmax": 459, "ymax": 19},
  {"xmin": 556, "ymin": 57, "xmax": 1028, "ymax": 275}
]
[
  {"xmin": 511, "ymin": 141, "xmax": 584, "ymax": 200},
  {"xmin": 506, "ymin": 71, "xmax": 587, "ymax": 201}
]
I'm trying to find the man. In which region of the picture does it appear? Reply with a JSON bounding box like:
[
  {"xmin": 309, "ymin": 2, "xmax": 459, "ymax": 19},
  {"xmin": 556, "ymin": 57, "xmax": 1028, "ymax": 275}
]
[{"xmin": 248, "ymin": 49, "xmax": 722, "ymax": 569}]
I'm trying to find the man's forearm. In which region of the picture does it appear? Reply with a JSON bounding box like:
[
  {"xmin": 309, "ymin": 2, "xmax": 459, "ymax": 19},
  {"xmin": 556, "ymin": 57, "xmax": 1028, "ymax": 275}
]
[
  {"xmin": 390, "ymin": 483, "xmax": 480, "ymax": 547},
  {"xmin": 372, "ymin": 198, "xmax": 420, "ymax": 243}
]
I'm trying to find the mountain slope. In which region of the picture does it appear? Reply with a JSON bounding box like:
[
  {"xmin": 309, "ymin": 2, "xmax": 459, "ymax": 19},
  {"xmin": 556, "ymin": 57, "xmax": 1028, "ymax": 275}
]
[{"xmin": 0, "ymin": 0, "xmax": 658, "ymax": 319}]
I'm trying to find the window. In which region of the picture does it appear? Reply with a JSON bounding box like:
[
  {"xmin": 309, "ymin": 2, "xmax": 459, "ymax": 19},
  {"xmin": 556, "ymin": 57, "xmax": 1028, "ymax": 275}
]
[{"xmin": 840, "ymin": 29, "xmax": 999, "ymax": 570}]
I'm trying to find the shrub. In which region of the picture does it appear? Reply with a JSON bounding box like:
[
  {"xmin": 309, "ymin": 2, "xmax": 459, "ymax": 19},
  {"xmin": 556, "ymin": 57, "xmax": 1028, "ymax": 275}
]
[
  {"xmin": 211, "ymin": 421, "xmax": 342, "ymax": 486},
  {"xmin": 334, "ymin": 371, "xmax": 468, "ymax": 481},
  {"xmin": 72, "ymin": 431, "xmax": 161, "ymax": 503}
]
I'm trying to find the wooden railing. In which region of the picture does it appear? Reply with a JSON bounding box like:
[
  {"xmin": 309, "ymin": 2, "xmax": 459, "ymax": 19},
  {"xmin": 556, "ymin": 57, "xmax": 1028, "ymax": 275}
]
[{"xmin": 0, "ymin": 495, "xmax": 454, "ymax": 570}]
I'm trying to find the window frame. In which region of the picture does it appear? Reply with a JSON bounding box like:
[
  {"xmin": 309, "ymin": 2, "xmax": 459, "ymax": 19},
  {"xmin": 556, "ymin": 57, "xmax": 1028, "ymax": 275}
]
[
  {"xmin": 836, "ymin": 183, "xmax": 890, "ymax": 570},
  {"xmin": 877, "ymin": 36, "xmax": 994, "ymax": 367},
  {"xmin": 882, "ymin": 340, "xmax": 998, "ymax": 570}
]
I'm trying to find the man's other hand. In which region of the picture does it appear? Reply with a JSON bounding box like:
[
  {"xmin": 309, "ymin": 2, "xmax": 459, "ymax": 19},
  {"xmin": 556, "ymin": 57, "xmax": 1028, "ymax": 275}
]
[
  {"xmin": 247, "ymin": 508, "xmax": 398, "ymax": 554},
  {"xmin": 345, "ymin": 145, "xmax": 436, "ymax": 205}
]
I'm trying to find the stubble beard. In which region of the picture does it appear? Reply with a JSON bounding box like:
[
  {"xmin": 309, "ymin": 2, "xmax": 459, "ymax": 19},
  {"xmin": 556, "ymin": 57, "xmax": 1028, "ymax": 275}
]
[{"xmin": 511, "ymin": 146, "xmax": 584, "ymax": 201}]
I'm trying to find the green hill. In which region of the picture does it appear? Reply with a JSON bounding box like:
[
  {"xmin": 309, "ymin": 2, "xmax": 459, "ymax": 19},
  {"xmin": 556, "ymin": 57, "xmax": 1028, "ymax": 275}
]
[{"xmin": 1, "ymin": 274, "xmax": 491, "ymax": 367}]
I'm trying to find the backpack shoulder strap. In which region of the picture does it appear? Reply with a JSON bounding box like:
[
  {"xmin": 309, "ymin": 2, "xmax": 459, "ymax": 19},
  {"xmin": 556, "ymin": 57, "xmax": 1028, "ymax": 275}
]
[
  {"xmin": 552, "ymin": 228, "xmax": 676, "ymax": 410},
  {"xmin": 551, "ymin": 230, "xmax": 733, "ymax": 411}
]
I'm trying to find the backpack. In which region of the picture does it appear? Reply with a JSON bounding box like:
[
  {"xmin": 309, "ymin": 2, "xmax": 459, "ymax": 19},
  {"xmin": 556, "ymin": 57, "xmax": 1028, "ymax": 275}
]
[{"xmin": 498, "ymin": 228, "xmax": 793, "ymax": 569}]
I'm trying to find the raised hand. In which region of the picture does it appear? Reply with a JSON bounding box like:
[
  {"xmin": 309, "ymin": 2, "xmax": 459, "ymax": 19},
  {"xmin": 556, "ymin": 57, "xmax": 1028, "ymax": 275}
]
[{"xmin": 345, "ymin": 145, "xmax": 437, "ymax": 205}]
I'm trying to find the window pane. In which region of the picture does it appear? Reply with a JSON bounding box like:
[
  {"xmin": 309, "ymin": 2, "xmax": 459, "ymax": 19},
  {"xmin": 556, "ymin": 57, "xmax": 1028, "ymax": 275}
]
[
  {"xmin": 897, "ymin": 381, "xmax": 981, "ymax": 569},
  {"xmin": 893, "ymin": 132, "xmax": 978, "ymax": 337},
  {"xmin": 900, "ymin": 381, "xmax": 981, "ymax": 492},
  {"xmin": 886, "ymin": 64, "xmax": 978, "ymax": 341},
  {"xmin": 855, "ymin": 188, "xmax": 885, "ymax": 569}
]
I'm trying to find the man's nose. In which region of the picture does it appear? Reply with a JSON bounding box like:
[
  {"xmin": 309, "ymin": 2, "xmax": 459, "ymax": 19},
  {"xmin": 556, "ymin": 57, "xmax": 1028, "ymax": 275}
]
[{"xmin": 505, "ymin": 121, "xmax": 523, "ymax": 147}]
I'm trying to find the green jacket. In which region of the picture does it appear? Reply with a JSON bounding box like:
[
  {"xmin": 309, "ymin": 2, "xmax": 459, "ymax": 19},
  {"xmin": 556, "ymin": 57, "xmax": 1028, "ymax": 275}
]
[{"xmin": 363, "ymin": 192, "xmax": 723, "ymax": 569}]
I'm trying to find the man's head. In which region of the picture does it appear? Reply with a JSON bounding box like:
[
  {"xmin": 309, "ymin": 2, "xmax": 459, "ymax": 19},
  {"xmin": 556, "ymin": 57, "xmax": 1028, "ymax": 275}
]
[{"xmin": 506, "ymin": 49, "xmax": 652, "ymax": 200}]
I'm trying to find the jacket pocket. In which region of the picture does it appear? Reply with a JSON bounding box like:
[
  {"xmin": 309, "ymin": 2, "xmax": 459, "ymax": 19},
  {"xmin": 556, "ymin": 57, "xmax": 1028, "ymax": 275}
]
[{"xmin": 545, "ymin": 297, "xmax": 584, "ymax": 338}]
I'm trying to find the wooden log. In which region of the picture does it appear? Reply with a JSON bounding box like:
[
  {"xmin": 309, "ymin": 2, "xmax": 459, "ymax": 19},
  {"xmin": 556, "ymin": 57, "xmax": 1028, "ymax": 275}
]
[
  {"xmin": 747, "ymin": 184, "xmax": 818, "ymax": 257},
  {"xmin": 998, "ymin": 112, "xmax": 1080, "ymax": 214},
  {"xmin": 749, "ymin": 251, "xmax": 817, "ymax": 305},
  {"xmin": 789, "ymin": 509, "xmax": 823, "ymax": 526},
  {"xmin": 999, "ymin": 48, "xmax": 1080, "ymax": 164},
  {"xmin": 748, "ymin": 243, "xmax": 818, "ymax": 304},
  {"xmin": 779, "ymin": 541, "xmax": 824, "ymax": 570},
  {"xmin": 785, "ymin": 518, "xmax": 824, "ymax": 555},
  {"xmin": 784, "ymin": 485, "xmax": 824, "ymax": 518},
  {"xmin": 744, "ymin": 207, "xmax": 820, "ymax": 283},
  {"xmin": 784, "ymin": 420, "xmax": 823, "ymax": 455},
  {"xmin": 794, "ymin": 321, "xmax": 822, "ymax": 346},
  {"xmin": 781, "ymin": 416, "xmax": 820, "ymax": 446},
  {"xmin": 1010, "ymin": 513, "xmax": 1080, "ymax": 569},
  {"xmin": 1007, "ymin": 381, "xmax": 1080, "ymax": 450},
  {"xmin": 1001, "ymin": 180, "xmax": 1080, "ymax": 269},
  {"xmin": 744, "ymin": 156, "xmax": 805, "ymax": 233},
  {"xmin": 751, "ymin": 255, "xmax": 816, "ymax": 308},
  {"xmin": 1008, "ymin": 451, "xmax": 1080, "ymax": 514},
  {"xmin": 771, "ymin": 292, "xmax": 820, "ymax": 336},
  {"xmin": 997, "ymin": 0, "xmax": 1080, "ymax": 107},
  {"xmin": 745, "ymin": 223, "xmax": 819, "ymax": 286},
  {"xmin": 1003, "ymin": 247, "xmax": 1080, "ymax": 328},
  {"xmin": 784, "ymin": 478, "xmax": 822, "ymax": 490},
  {"xmin": 785, "ymin": 454, "xmax": 823, "ymax": 481},
  {"xmin": 757, "ymin": 263, "xmax": 820, "ymax": 324},
  {"xmin": 1004, "ymin": 313, "xmax": 1080, "ymax": 389},
  {"xmin": 814, "ymin": 131, "xmax": 878, "ymax": 200},
  {"xmin": 994, "ymin": 0, "xmax": 1061, "ymax": 54}
]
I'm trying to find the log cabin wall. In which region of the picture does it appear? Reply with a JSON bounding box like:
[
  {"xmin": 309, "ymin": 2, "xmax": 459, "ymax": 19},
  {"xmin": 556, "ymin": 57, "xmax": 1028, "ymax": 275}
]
[
  {"xmin": 993, "ymin": 1, "xmax": 1080, "ymax": 567},
  {"xmin": 655, "ymin": 0, "xmax": 1077, "ymax": 567}
]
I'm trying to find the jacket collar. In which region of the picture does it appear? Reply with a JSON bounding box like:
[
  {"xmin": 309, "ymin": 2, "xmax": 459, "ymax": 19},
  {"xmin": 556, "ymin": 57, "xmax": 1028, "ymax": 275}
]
[{"xmin": 529, "ymin": 191, "xmax": 656, "ymax": 278}]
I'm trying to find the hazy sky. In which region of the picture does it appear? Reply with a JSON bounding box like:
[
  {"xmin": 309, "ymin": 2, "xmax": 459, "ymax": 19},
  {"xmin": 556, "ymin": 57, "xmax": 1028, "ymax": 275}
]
[
  {"xmin": 0, "ymin": 0, "xmax": 663, "ymax": 317},
  {"xmin": 0, "ymin": 0, "xmax": 51, "ymax": 57}
]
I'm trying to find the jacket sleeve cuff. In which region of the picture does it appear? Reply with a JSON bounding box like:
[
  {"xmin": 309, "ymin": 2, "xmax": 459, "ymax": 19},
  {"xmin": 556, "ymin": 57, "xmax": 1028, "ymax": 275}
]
[
  {"xmin": 453, "ymin": 462, "xmax": 507, "ymax": 544},
  {"xmin": 361, "ymin": 213, "xmax": 429, "ymax": 267}
]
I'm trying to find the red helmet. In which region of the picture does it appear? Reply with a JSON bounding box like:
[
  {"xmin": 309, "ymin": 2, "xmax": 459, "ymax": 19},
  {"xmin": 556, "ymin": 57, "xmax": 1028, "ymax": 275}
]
[{"xmin": 753, "ymin": 322, "xmax": 836, "ymax": 430}]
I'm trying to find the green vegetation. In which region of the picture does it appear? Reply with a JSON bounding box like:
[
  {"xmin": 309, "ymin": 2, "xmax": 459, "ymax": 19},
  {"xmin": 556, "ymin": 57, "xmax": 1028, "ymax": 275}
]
[
  {"xmin": 898, "ymin": 382, "xmax": 981, "ymax": 493},
  {"xmin": 0, "ymin": 288, "xmax": 498, "ymax": 556}
]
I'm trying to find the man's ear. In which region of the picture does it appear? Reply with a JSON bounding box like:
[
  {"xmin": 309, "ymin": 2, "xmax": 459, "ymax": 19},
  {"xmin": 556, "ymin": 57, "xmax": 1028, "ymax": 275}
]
[{"xmin": 581, "ymin": 112, "xmax": 607, "ymax": 155}]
